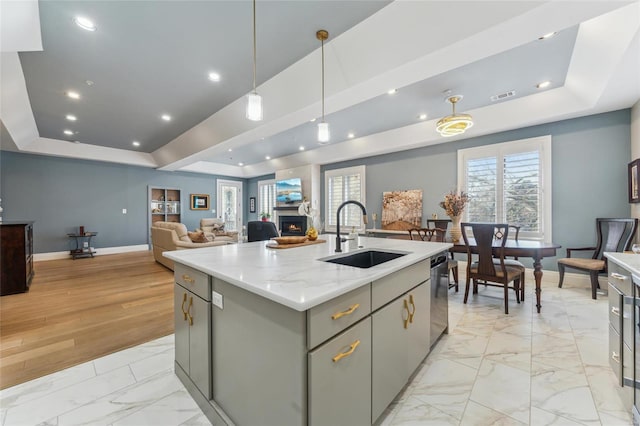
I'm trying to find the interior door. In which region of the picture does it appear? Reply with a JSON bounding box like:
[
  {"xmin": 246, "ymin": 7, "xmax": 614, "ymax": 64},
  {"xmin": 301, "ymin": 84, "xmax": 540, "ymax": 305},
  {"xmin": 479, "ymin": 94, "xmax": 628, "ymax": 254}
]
[{"xmin": 217, "ymin": 180, "xmax": 242, "ymax": 232}]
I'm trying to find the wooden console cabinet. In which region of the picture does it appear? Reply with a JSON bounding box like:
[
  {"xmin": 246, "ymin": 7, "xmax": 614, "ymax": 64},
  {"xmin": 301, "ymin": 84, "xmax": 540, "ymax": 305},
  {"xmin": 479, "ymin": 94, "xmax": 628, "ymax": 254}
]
[{"xmin": 0, "ymin": 221, "xmax": 34, "ymax": 296}]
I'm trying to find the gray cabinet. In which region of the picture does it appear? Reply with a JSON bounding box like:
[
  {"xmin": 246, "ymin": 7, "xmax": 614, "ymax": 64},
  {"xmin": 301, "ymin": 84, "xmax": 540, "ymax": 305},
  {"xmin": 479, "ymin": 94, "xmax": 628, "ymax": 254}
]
[
  {"xmin": 174, "ymin": 266, "xmax": 212, "ymax": 399},
  {"xmin": 372, "ymin": 282, "xmax": 430, "ymax": 423},
  {"xmin": 608, "ymin": 260, "xmax": 634, "ymax": 408},
  {"xmin": 308, "ymin": 318, "xmax": 371, "ymax": 426}
]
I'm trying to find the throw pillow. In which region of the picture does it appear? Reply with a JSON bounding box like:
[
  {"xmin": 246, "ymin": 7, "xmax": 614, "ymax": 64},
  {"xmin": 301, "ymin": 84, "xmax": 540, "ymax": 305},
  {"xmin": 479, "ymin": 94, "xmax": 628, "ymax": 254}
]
[{"xmin": 188, "ymin": 231, "xmax": 207, "ymax": 243}]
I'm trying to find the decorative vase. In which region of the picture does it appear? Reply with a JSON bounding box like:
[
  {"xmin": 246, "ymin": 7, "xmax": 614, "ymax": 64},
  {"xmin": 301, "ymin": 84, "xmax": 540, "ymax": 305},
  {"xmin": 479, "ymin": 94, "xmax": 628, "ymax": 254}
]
[{"xmin": 450, "ymin": 215, "xmax": 462, "ymax": 243}]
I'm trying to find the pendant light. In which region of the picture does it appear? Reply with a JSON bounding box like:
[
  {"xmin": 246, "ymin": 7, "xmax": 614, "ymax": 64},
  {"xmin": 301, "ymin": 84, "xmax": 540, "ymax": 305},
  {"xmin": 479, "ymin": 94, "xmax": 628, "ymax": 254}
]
[
  {"xmin": 317, "ymin": 30, "xmax": 330, "ymax": 144},
  {"xmin": 436, "ymin": 93, "xmax": 473, "ymax": 137},
  {"xmin": 246, "ymin": 0, "xmax": 262, "ymax": 121}
]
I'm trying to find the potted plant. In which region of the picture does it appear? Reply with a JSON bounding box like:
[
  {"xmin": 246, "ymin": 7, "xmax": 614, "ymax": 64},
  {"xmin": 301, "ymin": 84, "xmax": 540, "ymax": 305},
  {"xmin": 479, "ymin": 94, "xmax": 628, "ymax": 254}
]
[{"xmin": 260, "ymin": 212, "xmax": 271, "ymax": 222}]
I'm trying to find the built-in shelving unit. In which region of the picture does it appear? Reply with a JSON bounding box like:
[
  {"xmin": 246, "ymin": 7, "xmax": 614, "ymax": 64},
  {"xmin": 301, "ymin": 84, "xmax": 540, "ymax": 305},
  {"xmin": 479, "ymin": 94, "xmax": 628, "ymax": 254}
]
[{"xmin": 148, "ymin": 186, "xmax": 181, "ymax": 245}]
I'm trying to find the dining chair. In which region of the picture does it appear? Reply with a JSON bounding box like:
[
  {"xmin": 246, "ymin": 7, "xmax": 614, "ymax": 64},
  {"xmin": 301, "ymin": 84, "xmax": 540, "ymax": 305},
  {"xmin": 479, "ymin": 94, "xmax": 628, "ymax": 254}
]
[
  {"xmin": 492, "ymin": 224, "xmax": 526, "ymax": 300},
  {"xmin": 461, "ymin": 222, "xmax": 523, "ymax": 314},
  {"xmin": 558, "ymin": 218, "xmax": 638, "ymax": 299},
  {"xmin": 407, "ymin": 228, "xmax": 459, "ymax": 291}
]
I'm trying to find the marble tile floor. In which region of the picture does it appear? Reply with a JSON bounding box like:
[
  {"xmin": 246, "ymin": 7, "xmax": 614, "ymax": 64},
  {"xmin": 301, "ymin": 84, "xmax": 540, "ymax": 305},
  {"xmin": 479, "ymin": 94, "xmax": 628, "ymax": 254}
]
[{"xmin": 0, "ymin": 280, "xmax": 633, "ymax": 425}]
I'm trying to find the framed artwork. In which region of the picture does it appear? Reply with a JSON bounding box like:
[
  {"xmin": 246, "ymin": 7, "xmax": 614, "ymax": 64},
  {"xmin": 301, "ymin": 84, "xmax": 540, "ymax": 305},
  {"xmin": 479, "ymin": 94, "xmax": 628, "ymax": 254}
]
[
  {"xmin": 249, "ymin": 197, "xmax": 256, "ymax": 213},
  {"xmin": 190, "ymin": 194, "xmax": 210, "ymax": 210},
  {"xmin": 629, "ymin": 159, "xmax": 640, "ymax": 203},
  {"xmin": 381, "ymin": 189, "xmax": 423, "ymax": 231}
]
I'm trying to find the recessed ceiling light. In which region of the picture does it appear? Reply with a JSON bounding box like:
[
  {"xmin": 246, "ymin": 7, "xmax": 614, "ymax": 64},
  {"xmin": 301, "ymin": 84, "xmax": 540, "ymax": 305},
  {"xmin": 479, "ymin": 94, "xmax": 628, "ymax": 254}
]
[
  {"xmin": 208, "ymin": 72, "xmax": 221, "ymax": 82},
  {"xmin": 348, "ymin": 132, "xmax": 355, "ymax": 139},
  {"xmin": 419, "ymin": 114, "xmax": 427, "ymax": 120},
  {"xmin": 238, "ymin": 162, "xmax": 244, "ymax": 166},
  {"xmin": 66, "ymin": 91, "xmax": 80, "ymax": 100},
  {"xmin": 161, "ymin": 114, "xmax": 172, "ymax": 121},
  {"xmin": 74, "ymin": 16, "xmax": 96, "ymax": 31},
  {"xmin": 310, "ymin": 118, "xmax": 317, "ymax": 122},
  {"xmin": 66, "ymin": 114, "xmax": 77, "ymax": 121},
  {"xmin": 132, "ymin": 141, "xmax": 141, "ymax": 147},
  {"xmin": 387, "ymin": 89, "xmax": 397, "ymax": 95},
  {"xmin": 228, "ymin": 148, "xmax": 233, "ymax": 152},
  {"xmin": 85, "ymin": 80, "xmax": 94, "ymax": 86},
  {"xmin": 63, "ymin": 129, "xmax": 74, "ymax": 135},
  {"xmin": 536, "ymin": 80, "xmax": 551, "ymax": 89},
  {"xmin": 299, "ymin": 146, "xmax": 305, "ymax": 151},
  {"xmin": 538, "ymin": 32, "xmax": 557, "ymax": 40},
  {"xmin": 265, "ymin": 155, "xmax": 271, "ymax": 160}
]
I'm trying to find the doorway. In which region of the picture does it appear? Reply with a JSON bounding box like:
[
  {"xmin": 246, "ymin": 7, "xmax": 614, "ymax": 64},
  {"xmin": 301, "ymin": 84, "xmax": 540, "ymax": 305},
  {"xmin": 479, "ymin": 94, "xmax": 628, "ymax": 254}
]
[{"xmin": 217, "ymin": 180, "xmax": 243, "ymax": 232}]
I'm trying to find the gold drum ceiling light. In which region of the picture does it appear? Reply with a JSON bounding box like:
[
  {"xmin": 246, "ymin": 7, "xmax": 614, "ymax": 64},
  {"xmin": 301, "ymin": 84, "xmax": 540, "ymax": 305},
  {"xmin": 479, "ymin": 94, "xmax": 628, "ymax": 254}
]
[
  {"xmin": 317, "ymin": 29, "xmax": 330, "ymax": 144},
  {"xmin": 246, "ymin": 0, "xmax": 262, "ymax": 121},
  {"xmin": 436, "ymin": 94, "xmax": 473, "ymax": 137}
]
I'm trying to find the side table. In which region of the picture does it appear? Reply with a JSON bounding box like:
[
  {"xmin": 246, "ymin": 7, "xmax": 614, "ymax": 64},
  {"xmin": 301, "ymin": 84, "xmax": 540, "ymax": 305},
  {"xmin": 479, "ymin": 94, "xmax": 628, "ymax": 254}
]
[{"xmin": 67, "ymin": 232, "xmax": 97, "ymax": 259}]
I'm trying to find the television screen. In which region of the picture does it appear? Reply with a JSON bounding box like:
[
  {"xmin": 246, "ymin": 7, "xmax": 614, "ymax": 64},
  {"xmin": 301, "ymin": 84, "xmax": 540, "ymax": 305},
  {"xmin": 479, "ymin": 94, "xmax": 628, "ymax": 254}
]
[{"xmin": 276, "ymin": 178, "xmax": 303, "ymax": 203}]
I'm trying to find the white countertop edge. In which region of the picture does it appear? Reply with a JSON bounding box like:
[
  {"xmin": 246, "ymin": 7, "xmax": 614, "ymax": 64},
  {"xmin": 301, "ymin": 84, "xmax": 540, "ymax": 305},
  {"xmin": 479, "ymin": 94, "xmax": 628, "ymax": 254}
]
[
  {"xmin": 164, "ymin": 237, "xmax": 452, "ymax": 311},
  {"xmin": 604, "ymin": 252, "xmax": 640, "ymax": 276}
]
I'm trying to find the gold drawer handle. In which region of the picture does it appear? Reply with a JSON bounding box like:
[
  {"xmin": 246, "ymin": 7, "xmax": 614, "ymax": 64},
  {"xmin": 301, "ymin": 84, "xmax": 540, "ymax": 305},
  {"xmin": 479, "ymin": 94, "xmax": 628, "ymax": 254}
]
[
  {"xmin": 403, "ymin": 299, "xmax": 410, "ymax": 329},
  {"xmin": 408, "ymin": 294, "xmax": 416, "ymax": 324},
  {"xmin": 182, "ymin": 274, "xmax": 195, "ymax": 284},
  {"xmin": 332, "ymin": 340, "xmax": 361, "ymax": 363},
  {"xmin": 612, "ymin": 351, "xmax": 620, "ymax": 363},
  {"xmin": 611, "ymin": 306, "xmax": 620, "ymax": 316},
  {"xmin": 331, "ymin": 303, "xmax": 360, "ymax": 320},
  {"xmin": 611, "ymin": 273, "xmax": 628, "ymax": 281},
  {"xmin": 181, "ymin": 292, "xmax": 188, "ymax": 321},
  {"xmin": 186, "ymin": 297, "xmax": 194, "ymax": 326}
]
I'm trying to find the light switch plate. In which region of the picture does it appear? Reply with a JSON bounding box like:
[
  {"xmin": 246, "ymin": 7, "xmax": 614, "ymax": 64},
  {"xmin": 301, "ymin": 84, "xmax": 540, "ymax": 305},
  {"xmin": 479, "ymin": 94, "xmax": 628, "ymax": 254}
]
[
  {"xmin": 122, "ymin": 208, "xmax": 127, "ymax": 214},
  {"xmin": 212, "ymin": 291, "xmax": 223, "ymax": 309}
]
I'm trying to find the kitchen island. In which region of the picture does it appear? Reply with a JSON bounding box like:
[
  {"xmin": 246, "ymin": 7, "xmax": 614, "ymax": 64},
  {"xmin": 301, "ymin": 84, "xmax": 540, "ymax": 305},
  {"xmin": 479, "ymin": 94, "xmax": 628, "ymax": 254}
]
[{"xmin": 165, "ymin": 236, "xmax": 451, "ymax": 426}]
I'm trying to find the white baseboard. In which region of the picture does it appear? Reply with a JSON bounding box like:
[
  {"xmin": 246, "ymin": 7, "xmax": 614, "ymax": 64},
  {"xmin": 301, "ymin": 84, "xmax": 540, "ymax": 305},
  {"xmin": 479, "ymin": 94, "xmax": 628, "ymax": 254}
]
[
  {"xmin": 456, "ymin": 260, "xmax": 603, "ymax": 288},
  {"xmin": 34, "ymin": 244, "xmax": 150, "ymax": 261}
]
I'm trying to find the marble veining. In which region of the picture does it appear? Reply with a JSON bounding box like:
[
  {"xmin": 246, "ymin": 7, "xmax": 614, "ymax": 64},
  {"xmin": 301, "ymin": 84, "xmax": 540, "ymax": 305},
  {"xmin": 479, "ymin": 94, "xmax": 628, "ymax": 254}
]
[
  {"xmin": 1, "ymin": 278, "xmax": 633, "ymax": 425},
  {"xmin": 163, "ymin": 236, "xmax": 450, "ymax": 311}
]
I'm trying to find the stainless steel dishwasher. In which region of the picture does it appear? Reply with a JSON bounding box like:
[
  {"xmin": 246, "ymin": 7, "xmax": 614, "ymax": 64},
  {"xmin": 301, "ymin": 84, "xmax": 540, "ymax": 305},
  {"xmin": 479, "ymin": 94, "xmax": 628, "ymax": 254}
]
[{"xmin": 430, "ymin": 252, "xmax": 449, "ymax": 347}]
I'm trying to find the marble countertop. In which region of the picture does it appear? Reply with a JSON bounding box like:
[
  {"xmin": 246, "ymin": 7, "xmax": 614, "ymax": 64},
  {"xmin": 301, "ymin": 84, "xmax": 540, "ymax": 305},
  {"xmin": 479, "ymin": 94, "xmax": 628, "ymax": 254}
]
[
  {"xmin": 164, "ymin": 235, "xmax": 451, "ymax": 311},
  {"xmin": 604, "ymin": 252, "xmax": 640, "ymax": 276}
]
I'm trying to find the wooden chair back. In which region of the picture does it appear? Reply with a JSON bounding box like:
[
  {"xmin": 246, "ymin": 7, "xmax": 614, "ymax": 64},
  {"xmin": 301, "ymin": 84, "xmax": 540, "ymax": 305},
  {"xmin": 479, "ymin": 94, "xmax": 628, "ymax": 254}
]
[
  {"xmin": 407, "ymin": 228, "xmax": 446, "ymax": 242},
  {"xmin": 594, "ymin": 218, "xmax": 638, "ymax": 260},
  {"xmin": 461, "ymin": 223, "xmax": 509, "ymax": 280}
]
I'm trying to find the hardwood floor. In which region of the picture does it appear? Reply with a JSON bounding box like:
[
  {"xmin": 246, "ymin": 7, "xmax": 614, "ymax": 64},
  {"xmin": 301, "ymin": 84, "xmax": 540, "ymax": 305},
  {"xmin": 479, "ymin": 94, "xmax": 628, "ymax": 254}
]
[{"xmin": 0, "ymin": 250, "xmax": 174, "ymax": 390}]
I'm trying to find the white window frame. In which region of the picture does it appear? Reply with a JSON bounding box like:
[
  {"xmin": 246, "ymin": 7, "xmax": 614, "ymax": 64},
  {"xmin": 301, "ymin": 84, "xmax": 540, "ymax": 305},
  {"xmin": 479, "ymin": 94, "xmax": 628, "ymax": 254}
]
[
  {"xmin": 457, "ymin": 135, "xmax": 552, "ymax": 242},
  {"xmin": 257, "ymin": 179, "xmax": 276, "ymax": 220},
  {"xmin": 324, "ymin": 165, "xmax": 366, "ymax": 233}
]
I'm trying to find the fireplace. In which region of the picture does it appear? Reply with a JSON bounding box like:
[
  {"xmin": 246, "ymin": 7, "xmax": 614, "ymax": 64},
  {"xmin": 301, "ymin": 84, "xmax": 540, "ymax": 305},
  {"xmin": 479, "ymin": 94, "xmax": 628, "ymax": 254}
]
[{"xmin": 279, "ymin": 215, "xmax": 307, "ymax": 236}]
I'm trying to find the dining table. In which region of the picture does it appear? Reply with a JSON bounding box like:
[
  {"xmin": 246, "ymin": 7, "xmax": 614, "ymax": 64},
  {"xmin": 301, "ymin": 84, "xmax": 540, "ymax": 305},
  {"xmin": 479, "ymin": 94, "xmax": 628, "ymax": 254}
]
[{"xmin": 449, "ymin": 239, "xmax": 561, "ymax": 313}]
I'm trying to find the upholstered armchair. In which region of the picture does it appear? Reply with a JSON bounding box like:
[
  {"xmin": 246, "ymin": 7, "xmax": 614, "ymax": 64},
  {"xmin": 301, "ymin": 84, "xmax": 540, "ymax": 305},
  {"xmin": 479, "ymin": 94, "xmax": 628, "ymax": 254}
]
[
  {"xmin": 197, "ymin": 218, "xmax": 239, "ymax": 243},
  {"xmin": 150, "ymin": 221, "xmax": 228, "ymax": 270}
]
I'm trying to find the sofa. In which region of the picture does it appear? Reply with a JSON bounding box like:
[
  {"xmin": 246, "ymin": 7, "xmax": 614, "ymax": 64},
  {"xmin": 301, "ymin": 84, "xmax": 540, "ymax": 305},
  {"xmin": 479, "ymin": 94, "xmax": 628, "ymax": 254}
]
[
  {"xmin": 196, "ymin": 218, "xmax": 239, "ymax": 243},
  {"xmin": 150, "ymin": 221, "xmax": 228, "ymax": 270}
]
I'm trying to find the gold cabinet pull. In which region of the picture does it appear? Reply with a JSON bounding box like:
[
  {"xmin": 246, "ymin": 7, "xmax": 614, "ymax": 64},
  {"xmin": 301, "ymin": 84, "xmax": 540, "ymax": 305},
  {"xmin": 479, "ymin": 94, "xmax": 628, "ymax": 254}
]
[
  {"xmin": 408, "ymin": 294, "xmax": 416, "ymax": 324},
  {"xmin": 186, "ymin": 296, "xmax": 194, "ymax": 326},
  {"xmin": 332, "ymin": 340, "xmax": 361, "ymax": 363},
  {"xmin": 182, "ymin": 274, "xmax": 195, "ymax": 284},
  {"xmin": 331, "ymin": 303, "xmax": 360, "ymax": 320},
  {"xmin": 403, "ymin": 299, "xmax": 410, "ymax": 329},
  {"xmin": 611, "ymin": 306, "xmax": 620, "ymax": 316},
  {"xmin": 181, "ymin": 292, "xmax": 188, "ymax": 321},
  {"xmin": 611, "ymin": 272, "xmax": 628, "ymax": 281},
  {"xmin": 611, "ymin": 351, "xmax": 620, "ymax": 363}
]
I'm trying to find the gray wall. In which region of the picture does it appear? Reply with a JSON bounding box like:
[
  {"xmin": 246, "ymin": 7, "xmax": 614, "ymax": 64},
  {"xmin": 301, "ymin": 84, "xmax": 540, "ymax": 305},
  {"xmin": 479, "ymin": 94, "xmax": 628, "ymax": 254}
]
[
  {"xmin": 321, "ymin": 109, "xmax": 632, "ymax": 271},
  {"xmin": 1, "ymin": 109, "xmax": 632, "ymax": 268},
  {"xmin": 0, "ymin": 152, "xmax": 244, "ymax": 253}
]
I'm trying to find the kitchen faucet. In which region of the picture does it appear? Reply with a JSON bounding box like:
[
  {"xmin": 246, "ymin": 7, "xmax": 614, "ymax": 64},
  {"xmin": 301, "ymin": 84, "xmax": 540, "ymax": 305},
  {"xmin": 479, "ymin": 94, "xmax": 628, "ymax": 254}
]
[{"xmin": 335, "ymin": 200, "xmax": 368, "ymax": 252}]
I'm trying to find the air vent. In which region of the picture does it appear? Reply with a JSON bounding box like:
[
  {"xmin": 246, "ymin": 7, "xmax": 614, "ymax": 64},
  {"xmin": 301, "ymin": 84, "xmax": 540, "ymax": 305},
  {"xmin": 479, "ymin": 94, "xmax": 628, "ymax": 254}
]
[{"xmin": 490, "ymin": 90, "xmax": 516, "ymax": 102}]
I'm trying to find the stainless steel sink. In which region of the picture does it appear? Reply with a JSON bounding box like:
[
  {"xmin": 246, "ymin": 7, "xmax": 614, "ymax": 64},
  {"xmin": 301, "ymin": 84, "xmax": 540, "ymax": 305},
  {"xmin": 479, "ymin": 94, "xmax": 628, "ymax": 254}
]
[{"xmin": 321, "ymin": 249, "xmax": 408, "ymax": 269}]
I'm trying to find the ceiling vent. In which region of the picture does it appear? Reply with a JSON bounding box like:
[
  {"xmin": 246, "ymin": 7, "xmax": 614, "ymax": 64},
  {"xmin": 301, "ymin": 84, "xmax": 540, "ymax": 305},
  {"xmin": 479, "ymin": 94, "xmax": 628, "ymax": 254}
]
[{"xmin": 490, "ymin": 90, "xmax": 516, "ymax": 102}]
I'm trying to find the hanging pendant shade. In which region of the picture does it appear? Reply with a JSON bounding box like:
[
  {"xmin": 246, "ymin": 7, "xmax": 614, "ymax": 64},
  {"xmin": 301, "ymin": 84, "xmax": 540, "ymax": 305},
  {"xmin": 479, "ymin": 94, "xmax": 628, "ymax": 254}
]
[
  {"xmin": 246, "ymin": 0, "xmax": 263, "ymax": 121},
  {"xmin": 317, "ymin": 29, "xmax": 330, "ymax": 144}
]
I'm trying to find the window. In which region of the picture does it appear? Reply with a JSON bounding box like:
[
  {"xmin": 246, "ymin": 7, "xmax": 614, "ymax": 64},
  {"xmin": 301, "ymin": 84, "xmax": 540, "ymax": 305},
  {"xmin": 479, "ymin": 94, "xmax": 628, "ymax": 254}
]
[
  {"xmin": 258, "ymin": 179, "xmax": 276, "ymax": 220},
  {"xmin": 458, "ymin": 136, "xmax": 552, "ymax": 241},
  {"xmin": 325, "ymin": 166, "xmax": 366, "ymax": 232}
]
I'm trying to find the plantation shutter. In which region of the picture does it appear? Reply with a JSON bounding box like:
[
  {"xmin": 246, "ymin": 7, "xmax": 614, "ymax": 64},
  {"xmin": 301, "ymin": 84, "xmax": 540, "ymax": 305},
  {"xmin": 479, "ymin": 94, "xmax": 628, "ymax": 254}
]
[
  {"xmin": 503, "ymin": 151, "xmax": 540, "ymax": 233},
  {"xmin": 325, "ymin": 166, "xmax": 366, "ymax": 231},
  {"xmin": 258, "ymin": 180, "xmax": 276, "ymax": 219}
]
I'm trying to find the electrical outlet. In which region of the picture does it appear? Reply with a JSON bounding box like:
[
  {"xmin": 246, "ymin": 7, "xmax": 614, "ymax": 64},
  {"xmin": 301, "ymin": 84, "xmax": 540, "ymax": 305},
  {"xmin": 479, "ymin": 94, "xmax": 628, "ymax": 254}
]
[
  {"xmin": 212, "ymin": 291, "xmax": 223, "ymax": 309},
  {"xmin": 122, "ymin": 208, "xmax": 127, "ymax": 214}
]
